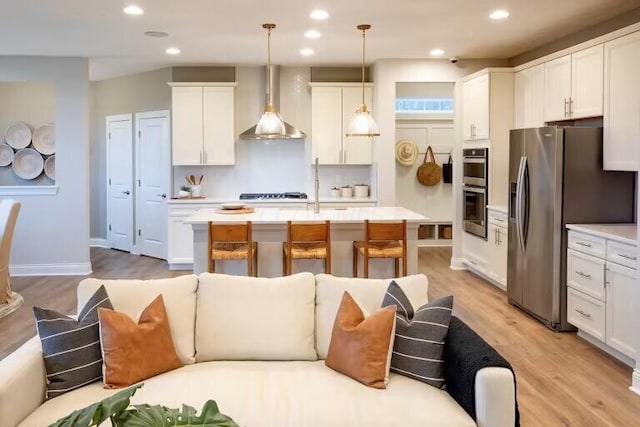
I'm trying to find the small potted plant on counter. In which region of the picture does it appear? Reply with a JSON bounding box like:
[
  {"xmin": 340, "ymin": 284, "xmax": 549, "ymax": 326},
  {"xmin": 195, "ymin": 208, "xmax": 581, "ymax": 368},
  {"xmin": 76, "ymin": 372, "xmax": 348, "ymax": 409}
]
[{"xmin": 178, "ymin": 185, "xmax": 191, "ymax": 198}]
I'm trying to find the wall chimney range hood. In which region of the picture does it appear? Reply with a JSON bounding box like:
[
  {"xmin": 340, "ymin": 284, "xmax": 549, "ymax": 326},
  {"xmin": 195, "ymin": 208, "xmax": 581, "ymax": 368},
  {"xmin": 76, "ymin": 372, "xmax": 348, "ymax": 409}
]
[{"xmin": 240, "ymin": 65, "xmax": 306, "ymax": 140}]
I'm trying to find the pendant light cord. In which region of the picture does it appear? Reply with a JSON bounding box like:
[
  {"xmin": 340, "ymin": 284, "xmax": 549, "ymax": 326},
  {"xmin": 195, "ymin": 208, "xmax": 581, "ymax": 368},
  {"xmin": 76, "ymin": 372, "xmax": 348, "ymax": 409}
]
[
  {"xmin": 263, "ymin": 23, "xmax": 276, "ymax": 109},
  {"xmin": 361, "ymin": 26, "xmax": 366, "ymax": 107}
]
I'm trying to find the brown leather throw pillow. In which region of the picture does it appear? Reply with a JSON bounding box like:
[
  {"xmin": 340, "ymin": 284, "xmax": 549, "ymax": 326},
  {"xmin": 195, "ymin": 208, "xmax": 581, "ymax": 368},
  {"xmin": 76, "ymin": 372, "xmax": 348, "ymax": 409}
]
[
  {"xmin": 98, "ymin": 295, "xmax": 183, "ymax": 388},
  {"xmin": 325, "ymin": 291, "xmax": 397, "ymax": 389}
]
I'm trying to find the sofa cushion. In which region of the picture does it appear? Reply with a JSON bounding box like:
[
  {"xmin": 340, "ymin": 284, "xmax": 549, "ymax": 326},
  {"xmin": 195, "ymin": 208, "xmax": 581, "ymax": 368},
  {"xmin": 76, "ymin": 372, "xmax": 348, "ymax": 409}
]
[
  {"xmin": 382, "ymin": 281, "xmax": 453, "ymax": 388},
  {"xmin": 325, "ymin": 292, "xmax": 396, "ymax": 389},
  {"xmin": 315, "ymin": 274, "xmax": 429, "ymax": 359},
  {"xmin": 77, "ymin": 275, "xmax": 198, "ymax": 365},
  {"xmin": 196, "ymin": 272, "xmax": 317, "ymax": 361},
  {"xmin": 19, "ymin": 361, "xmax": 476, "ymax": 427},
  {"xmin": 33, "ymin": 285, "xmax": 112, "ymax": 399},
  {"xmin": 99, "ymin": 295, "xmax": 183, "ymax": 388}
]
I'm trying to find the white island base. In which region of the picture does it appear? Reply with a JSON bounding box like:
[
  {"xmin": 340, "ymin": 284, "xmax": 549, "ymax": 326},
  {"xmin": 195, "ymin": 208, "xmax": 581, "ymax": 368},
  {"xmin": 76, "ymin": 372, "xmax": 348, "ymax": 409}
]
[{"xmin": 185, "ymin": 207, "xmax": 427, "ymax": 278}]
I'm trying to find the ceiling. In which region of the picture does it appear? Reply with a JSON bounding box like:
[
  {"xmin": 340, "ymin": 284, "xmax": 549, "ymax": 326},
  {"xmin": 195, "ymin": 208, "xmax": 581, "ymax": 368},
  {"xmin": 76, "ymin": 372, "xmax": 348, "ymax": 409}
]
[{"xmin": 1, "ymin": 0, "xmax": 639, "ymax": 80}]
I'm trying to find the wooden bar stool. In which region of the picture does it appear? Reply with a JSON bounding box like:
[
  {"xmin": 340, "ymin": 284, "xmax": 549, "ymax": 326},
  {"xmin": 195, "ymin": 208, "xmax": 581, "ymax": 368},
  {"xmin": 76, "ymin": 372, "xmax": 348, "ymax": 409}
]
[
  {"xmin": 353, "ymin": 220, "xmax": 407, "ymax": 278},
  {"xmin": 283, "ymin": 220, "xmax": 331, "ymax": 276},
  {"xmin": 208, "ymin": 221, "xmax": 258, "ymax": 277}
]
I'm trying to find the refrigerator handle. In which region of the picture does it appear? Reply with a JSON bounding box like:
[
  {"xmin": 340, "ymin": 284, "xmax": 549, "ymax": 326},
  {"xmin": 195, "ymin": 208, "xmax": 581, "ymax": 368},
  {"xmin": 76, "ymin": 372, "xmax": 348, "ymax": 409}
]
[{"xmin": 515, "ymin": 156, "xmax": 526, "ymax": 251}]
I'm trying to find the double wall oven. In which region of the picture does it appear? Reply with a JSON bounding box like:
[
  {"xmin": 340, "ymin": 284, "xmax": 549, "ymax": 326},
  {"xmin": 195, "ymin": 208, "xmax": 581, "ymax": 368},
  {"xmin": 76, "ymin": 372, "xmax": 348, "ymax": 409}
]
[{"xmin": 462, "ymin": 148, "xmax": 488, "ymax": 239}]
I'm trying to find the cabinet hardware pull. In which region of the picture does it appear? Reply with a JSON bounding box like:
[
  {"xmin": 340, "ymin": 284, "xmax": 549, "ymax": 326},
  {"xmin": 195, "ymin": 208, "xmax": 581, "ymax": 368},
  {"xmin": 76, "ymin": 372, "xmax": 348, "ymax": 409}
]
[
  {"xmin": 576, "ymin": 309, "xmax": 592, "ymax": 319},
  {"xmin": 576, "ymin": 271, "xmax": 592, "ymax": 280},
  {"xmin": 618, "ymin": 253, "xmax": 637, "ymax": 261},
  {"xmin": 200, "ymin": 151, "xmax": 203, "ymax": 164},
  {"xmin": 495, "ymin": 228, "xmax": 499, "ymax": 244},
  {"xmin": 569, "ymin": 97, "xmax": 574, "ymax": 117},
  {"xmin": 575, "ymin": 241, "xmax": 592, "ymax": 248},
  {"xmin": 564, "ymin": 98, "xmax": 569, "ymax": 117},
  {"xmin": 122, "ymin": 190, "xmax": 130, "ymax": 195}
]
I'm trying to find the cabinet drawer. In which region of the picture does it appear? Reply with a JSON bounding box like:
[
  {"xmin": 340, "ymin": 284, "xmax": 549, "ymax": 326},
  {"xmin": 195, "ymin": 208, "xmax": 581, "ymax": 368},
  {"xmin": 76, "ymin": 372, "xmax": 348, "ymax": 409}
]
[
  {"xmin": 567, "ymin": 287, "xmax": 605, "ymax": 342},
  {"xmin": 488, "ymin": 211, "xmax": 507, "ymax": 228},
  {"xmin": 567, "ymin": 249, "xmax": 605, "ymax": 301},
  {"xmin": 606, "ymin": 240, "xmax": 638, "ymax": 269},
  {"xmin": 568, "ymin": 231, "xmax": 606, "ymax": 258}
]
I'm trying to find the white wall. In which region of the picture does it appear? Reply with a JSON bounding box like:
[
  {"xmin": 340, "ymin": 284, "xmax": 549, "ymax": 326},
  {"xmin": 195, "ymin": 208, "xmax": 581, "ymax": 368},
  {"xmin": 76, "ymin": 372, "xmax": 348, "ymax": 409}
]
[
  {"xmin": 0, "ymin": 57, "xmax": 91, "ymax": 275},
  {"xmin": 371, "ymin": 58, "xmax": 509, "ymax": 267}
]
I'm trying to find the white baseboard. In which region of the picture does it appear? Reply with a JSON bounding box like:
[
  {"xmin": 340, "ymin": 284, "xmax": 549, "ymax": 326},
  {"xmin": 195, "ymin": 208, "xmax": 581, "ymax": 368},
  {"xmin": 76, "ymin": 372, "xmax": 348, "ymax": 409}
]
[
  {"xmin": 577, "ymin": 331, "xmax": 635, "ymax": 367},
  {"xmin": 450, "ymin": 257, "xmax": 468, "ymax": 270},
  {"xmin": 90, "ymin": 238, "xmax": 109, "ymax": 248},
  {"xmin": 10, "ymin": 262, "xmax": 92, "ymax": 276},
  {"xmin": 631, "ymin": 370, "xmax": 640, "ymax": 396},
  {"xmin": 169, "ymin": 263, "xmax": 193, "ymax": 271}
]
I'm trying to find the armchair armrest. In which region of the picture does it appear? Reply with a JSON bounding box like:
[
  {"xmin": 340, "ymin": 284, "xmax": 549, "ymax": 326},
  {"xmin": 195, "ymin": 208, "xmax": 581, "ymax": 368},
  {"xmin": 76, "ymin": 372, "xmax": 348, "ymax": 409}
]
[
  {"xmin": 444, "ymin": 316, "xmax": 519, "ymax": 427},
  {"xmin": 0, "ymin": 337, "xmax": 46, "ymax": 427}
]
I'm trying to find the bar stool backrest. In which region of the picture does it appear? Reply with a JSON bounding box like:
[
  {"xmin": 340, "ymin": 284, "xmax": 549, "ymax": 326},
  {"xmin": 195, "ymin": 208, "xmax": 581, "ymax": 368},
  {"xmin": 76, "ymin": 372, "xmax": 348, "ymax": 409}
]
[
  {"xmin": 288, "ymin": 221, "xmax": 330, "ymax": 243},
  {"xmin": 365, "ymin": 220, "xmax": 406, "ymax": 242},
  {"xmin": 209, "ymin": 222, "xmax": 252, "ymax": 243}
]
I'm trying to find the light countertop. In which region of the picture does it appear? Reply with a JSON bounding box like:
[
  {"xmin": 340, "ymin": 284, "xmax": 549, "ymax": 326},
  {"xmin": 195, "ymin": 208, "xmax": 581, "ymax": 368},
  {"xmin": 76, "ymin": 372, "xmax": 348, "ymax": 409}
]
[
  {"xmin": 167, "ymin": 197, "xmax": 377, "ymax": 205},
  {"xmin": 487, "ymin": 205, "xmax": 508, "ymax": 214},
  {"xmin": 566, "ymin": 223, "xmax": 638, "ymax": 246},
  {"xmin": 185, "ymin": 206, "xmax": 427, "ymax": 225}
]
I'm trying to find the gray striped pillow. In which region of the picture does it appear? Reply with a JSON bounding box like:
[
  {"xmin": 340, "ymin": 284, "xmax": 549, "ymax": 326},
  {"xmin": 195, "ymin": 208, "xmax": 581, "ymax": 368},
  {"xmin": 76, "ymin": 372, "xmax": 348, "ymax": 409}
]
[
  {"xmin": 33, "ymin": 285, "xmax": 113, "ymax": 399},
  {"xmin": 382, "ymin": 281, "xmax": 453, "ymax": 388}
]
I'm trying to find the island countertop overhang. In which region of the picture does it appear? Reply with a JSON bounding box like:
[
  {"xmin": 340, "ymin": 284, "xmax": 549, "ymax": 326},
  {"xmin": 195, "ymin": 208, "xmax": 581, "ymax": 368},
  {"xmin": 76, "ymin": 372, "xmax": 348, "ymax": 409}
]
[{"xmin": 184, "ymin": 207, "xmax": 429, "ymax": 225}]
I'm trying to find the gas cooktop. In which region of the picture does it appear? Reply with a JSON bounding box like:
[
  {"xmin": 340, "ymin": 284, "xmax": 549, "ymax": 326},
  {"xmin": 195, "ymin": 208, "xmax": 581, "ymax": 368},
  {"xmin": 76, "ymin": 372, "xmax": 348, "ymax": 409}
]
[{"xmin": 239, "ymin": 192, "xmax": 308, "ymax": 200}]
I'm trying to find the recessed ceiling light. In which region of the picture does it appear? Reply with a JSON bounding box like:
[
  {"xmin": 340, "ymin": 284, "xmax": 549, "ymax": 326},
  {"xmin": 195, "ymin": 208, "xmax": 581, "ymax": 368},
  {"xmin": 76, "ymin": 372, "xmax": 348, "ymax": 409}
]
[
  {"xmin": 305, "ymin": 29, "xmax": 322, "ymax": 39},
  {"xmin": 310, "ymin": 9, "xmax": 329, "ymax": 21},
  {"xmin": 489, "ymin": 9, "xmax": 509, "ymax": 20},
  {"xmin": 430, "ymin": 48, "xmax": 445, "ymax": 56},
  {"xmin": 165, "ymin": 47, "xmax": 181, "ymax": 55},
  {"xmin": 123, "ymin": 5, "xmax": 144, "ymax": 15},
  {"xmin": 300, "ymin": 48, "xmax": 315, "ymax": 56},
  {"xmin": 144, "ymin": 31, "xmax": 169, "ymax": 38}
]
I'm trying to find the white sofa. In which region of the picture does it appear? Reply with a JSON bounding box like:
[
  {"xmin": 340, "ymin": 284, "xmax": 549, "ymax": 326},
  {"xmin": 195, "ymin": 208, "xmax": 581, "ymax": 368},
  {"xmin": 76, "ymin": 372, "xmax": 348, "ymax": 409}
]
[{"xmin": 0, "ymin": 273, "xmax": 516, "ymax": 427}]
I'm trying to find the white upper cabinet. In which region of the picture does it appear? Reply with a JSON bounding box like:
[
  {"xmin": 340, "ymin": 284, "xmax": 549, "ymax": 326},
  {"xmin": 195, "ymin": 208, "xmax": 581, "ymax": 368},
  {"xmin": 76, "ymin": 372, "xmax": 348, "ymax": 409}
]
[
  {"xmin": 311, "ymin": 84, "xmax": 373, "ymax": 165},
  {"xmin": 571, "ymin": 45, "xmax": 604, "ymax": 119},
  {"xmin": 172, "ymin": 87, "xmax": 204, "ymax": 165},
  {"xmin": 514, "ymin": 64, "xmax": 545, "ymax": 129},
  {"xmin": 604, "ymin": 31, "xmax": 640, "ymax": 171},
  {"xmin": 544, "ymin": 55, "xmax": 572, "ymax": 121},
  {"xmin": 462, "ymin": 74, "xmax": 490, "ymax": 141},
  {"xmin": 203, "ymin": 86, "xmax": 235, "ymax": 165},
  {"xmin": 171, "ymin": 84, "xmax": 236, "ymax": 166},
  {"xmin": 544, "ymin": 45, "xmax": 603, "ymax": 122}
]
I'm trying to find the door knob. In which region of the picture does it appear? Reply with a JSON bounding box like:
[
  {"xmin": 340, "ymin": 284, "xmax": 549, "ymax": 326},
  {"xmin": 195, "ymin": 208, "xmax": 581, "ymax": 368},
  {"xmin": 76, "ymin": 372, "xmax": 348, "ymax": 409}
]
[
  {"xmin": 157, "ymin": 193, "xmax": 167, "ymax": 199},
  {"xmin": 122, "ymin": 190, "xmax": 130, "ymax": 195}
]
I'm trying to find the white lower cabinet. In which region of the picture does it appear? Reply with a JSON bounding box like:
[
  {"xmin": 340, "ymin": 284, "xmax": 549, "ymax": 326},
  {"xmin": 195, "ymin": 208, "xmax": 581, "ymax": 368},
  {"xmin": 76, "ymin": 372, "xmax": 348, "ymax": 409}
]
[
  {"xmin": 605, "ymin": 261, "xmax": 638, "ymax": 357},
  {"xmin": 168, "ymin": 206, "xmax": 201, "ymax": 266},
  {"xmin": 487, "ymin": 210, "xmax": 508, "ymax": 289},
  {"xmin": 566, "ymin": 228, "xmax": 637, "ymax": 363}
]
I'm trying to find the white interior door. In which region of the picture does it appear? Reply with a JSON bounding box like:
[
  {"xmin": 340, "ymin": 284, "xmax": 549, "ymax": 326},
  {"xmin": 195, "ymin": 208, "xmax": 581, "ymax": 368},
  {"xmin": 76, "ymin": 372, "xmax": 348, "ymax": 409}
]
[
  {"xmin": 136, "ymin": 111, "xmax": 170, "ymax": 260},
  {"xmin": 107, "ymin": 114, "xmax": 134, "ymax": 252}
]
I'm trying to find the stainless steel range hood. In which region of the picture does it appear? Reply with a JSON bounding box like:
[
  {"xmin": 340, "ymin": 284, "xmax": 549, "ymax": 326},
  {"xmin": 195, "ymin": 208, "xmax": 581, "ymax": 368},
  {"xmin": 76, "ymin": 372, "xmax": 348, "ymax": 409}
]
[{"xmin": 239, "ymin": 65, "xmax": 306, "ymax": 140}]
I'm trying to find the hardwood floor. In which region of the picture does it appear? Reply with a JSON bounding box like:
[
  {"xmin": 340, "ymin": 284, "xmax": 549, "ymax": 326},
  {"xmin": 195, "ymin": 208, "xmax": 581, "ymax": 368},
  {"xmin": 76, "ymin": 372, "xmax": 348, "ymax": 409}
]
[
  {"xmin": 1, "ymin": 247, "xmax": 639, "ymax": 425},
  {"xmin": 421, "ymin": 247, "xmax": 640, "ymax": 427}
]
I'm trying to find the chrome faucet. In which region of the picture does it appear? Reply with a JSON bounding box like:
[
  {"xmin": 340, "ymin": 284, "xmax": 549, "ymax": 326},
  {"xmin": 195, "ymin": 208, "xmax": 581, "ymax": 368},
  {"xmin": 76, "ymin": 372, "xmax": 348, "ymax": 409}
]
[{"xmin": 314, "ymin": 157, "xmax": 320, "ymax": 214}]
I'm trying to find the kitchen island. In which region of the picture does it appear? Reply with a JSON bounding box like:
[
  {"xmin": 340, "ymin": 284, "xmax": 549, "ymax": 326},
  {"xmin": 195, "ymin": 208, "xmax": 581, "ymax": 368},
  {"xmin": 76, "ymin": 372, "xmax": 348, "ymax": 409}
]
[{"xmin": 185, "ymin": 207, "xmax": 427, "ymax": 277}]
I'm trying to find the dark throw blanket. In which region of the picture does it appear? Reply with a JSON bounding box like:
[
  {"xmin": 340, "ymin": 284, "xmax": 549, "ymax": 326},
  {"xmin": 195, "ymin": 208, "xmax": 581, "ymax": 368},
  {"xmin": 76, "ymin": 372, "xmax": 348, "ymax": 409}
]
[{"xmin": 444, "ymin": 316, "xmax": 520, "ymax": 426}]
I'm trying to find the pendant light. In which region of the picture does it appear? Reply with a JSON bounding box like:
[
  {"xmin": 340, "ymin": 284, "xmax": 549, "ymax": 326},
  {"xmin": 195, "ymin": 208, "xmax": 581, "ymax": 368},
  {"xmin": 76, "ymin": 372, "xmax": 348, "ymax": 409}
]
[
  {"xmin": 255, "ymin": 23, "xmax": 286, "ymax": 138},
  {"xmin": 346, "ymin": 24, "xmax": 380, "ymax": 138}
]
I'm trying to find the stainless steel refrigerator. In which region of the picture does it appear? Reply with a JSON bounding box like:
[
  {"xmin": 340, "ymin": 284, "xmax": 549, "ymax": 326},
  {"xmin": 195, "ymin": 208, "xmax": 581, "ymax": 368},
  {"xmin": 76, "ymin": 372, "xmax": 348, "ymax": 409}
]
[{"xmin": 507, "ymin": 127, "xmax": 635, "ymax": 331}]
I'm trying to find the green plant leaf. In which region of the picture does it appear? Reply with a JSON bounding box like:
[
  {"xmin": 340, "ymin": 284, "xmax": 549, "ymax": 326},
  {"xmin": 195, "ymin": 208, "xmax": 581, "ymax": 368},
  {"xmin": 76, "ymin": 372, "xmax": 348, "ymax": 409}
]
[
  {"xmin": 114, "ymin": 400, "xmax": 239, "ymax": 427},
  {"xmin": 48, "ymin": 384, "xmax": 143, "ymax": 427}
]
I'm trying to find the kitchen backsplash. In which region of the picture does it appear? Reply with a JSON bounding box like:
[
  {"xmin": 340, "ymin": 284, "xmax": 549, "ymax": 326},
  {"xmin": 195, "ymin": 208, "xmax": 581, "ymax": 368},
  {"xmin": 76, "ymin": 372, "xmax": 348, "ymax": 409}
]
[{"xmin": 173, "ymin": 139, "xmax": 376, "ymax": 199}]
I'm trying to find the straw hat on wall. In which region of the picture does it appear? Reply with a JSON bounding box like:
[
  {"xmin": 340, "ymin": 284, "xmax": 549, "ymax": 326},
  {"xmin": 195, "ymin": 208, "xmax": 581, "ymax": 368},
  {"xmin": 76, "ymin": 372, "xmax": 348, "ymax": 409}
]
[{"xmin": 395, "ymin": 139, "xmax": 418, "ymax": 166}]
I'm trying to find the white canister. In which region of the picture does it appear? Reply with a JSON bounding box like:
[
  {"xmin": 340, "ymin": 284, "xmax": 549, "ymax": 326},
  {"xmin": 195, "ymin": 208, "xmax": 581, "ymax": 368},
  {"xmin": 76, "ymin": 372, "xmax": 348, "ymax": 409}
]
[
  {"xmin": 329, "ymin": 188, "xmax": 340, "ymax": 198},
  {"xmin": 354, "ymin": 184, "xmax": 369, "ymax": 198},
  {"xmin": 341, "ymin": 186, "xmax": 353, "ymax": 198},
  {"xmin": 191, "ymin": 185, "xmax": 202, "ymax": 197}
]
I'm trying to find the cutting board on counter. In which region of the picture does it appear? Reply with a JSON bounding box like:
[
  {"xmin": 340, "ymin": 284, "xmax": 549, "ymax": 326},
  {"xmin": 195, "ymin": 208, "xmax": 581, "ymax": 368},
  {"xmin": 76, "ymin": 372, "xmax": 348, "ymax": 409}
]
[{"xmin": 214, "ymin": 207, "xmax": 255, "ymax": 214}]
